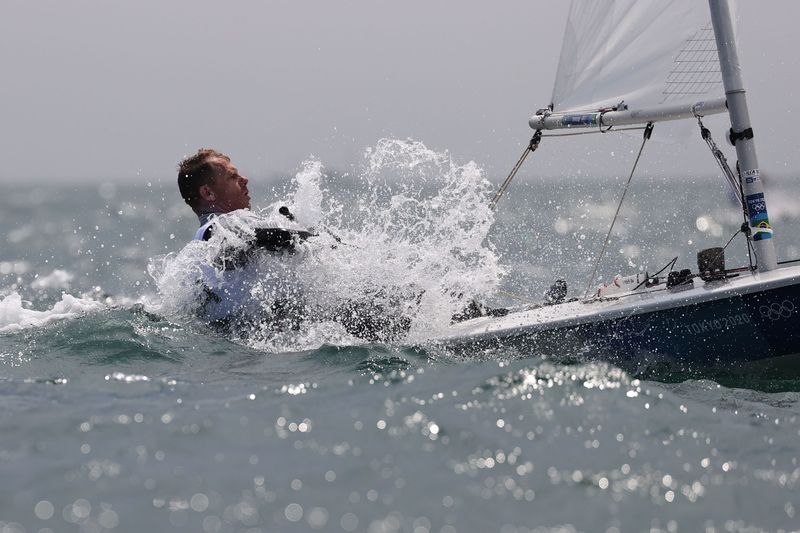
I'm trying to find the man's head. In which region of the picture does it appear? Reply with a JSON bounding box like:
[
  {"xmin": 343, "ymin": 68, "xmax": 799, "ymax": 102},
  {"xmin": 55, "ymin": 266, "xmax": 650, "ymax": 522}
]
[{"xmin": 177, "ymin": 148, "xmax": 251, "ymax": 215}]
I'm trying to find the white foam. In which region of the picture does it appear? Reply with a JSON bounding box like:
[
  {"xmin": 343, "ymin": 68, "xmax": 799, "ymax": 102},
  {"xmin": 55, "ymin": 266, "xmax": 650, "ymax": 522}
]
[
  {"xmin": 0, "ymin": 292, "xmax": 105, "ymax": 333},
  {"xmin": 289, "ymin": 138, "xmax": 502, "ymax": 342}
]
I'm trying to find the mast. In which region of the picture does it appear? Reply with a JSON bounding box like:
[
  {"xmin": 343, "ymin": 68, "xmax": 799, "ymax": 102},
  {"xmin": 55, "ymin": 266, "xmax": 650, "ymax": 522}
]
[{"xmin": 709, "ymin": 0, "xmax": 778, "ymax": 272}]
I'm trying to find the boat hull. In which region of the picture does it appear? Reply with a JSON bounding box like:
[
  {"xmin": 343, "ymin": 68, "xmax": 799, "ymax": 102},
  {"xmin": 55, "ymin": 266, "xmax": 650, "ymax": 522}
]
[{"xmin": 442, "ymin": 267, "xmax": 800, "ymax": 384}]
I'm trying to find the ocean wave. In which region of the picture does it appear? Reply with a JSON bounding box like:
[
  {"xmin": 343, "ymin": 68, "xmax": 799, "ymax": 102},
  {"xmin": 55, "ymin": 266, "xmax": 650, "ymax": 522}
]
[
  {"xmin": 0, "ymin": 292, "xmax": 105, "ymax": 333},
  {"xmin": 30, "ymin": 269, "xmax": 75, "ymax": 290}
]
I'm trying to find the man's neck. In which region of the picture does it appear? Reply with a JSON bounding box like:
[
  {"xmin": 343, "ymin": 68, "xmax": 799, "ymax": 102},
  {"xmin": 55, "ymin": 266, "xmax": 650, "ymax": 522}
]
[{"xmin": 197, "ymin": 211, "xmax": 223, "ymax": 226}]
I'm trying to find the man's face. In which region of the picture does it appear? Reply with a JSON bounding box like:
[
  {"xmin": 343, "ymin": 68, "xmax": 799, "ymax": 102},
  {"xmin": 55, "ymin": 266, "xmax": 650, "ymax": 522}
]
[{"xmin": 207, "ymin": 157, "xmax": 251, "ymax": 212}]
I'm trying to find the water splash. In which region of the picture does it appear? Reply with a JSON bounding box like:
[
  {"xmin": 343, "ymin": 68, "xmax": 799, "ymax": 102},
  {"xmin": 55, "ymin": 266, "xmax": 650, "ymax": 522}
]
[
  {"xmin": 148, "ymin": 139, "xmax": 502, "ymax": 351},
  {"xmin": 0, "ymin": 292, "xmax": 105, "ymax": 333}
]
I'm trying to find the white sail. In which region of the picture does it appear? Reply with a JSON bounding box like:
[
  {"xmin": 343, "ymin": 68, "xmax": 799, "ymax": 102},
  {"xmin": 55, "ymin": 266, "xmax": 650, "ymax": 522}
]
[{"xmin": 551, "ymin": 0, "xmax": 738, "ymax": 114}]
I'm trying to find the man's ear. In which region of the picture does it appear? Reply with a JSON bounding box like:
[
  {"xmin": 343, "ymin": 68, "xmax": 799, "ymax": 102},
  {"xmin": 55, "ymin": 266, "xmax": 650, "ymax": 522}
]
[{"xmin": 199, "ymin": 185, "xmax": 215, "ymax": 202}]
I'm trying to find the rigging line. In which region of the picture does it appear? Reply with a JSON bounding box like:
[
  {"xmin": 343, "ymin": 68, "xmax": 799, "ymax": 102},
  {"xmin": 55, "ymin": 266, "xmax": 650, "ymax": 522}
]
[
  {"xmin": 546, "ymin": 101, "xmax": 627, "ymax": 116},
  {"xmin": 495, "ymin": 289, "xmax": 537, "ymax": 304},
  {"xmin": 592, "ymin": 285, "xmax": 669, "ymax": 303},
  {"xmin": 583, "ymin": 122, "xmax": 654, "ymax": 299},
  {"xmin": 721, "ymin": 227, "xmax": 743, "ymax": 251},
  {"xmin": 695, "ymin": 116, "xmax": 754, "ymax": 269},
  {"xmin": 696, "ymin": 117, "xmax": 742, "ymax": 207},
  {"xmin": 541, "ymin": 126, "xmax": 646, "ymax": 138},
  {"xmin": 489, "ymin": 130, "xmax": 542, "ymax": 210},
  {"xmin": 632, "ymin": 256, "xmax": 678, "ymax": 291},
  {"xmin": 711, "ymin": 226, "xmax": 746, "ymax": 267},
  {"xmin": 695, "ymin": 226, "xmax": 756, "ymax": 280},
  {"xmin": 736, "ymin": 165, "xmax": 756, "ymax": 270}
]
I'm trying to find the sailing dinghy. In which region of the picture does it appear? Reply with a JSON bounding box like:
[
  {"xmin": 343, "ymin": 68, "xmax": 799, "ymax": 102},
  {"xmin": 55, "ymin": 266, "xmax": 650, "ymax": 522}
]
[{"xmin": 443, "ymin": 0, "xmax": 800, "ymax": 379}]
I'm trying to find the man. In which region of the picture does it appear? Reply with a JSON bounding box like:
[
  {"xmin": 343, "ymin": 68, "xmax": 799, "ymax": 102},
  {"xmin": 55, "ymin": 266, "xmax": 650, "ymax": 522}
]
[
  {"xmin": 177, "ymin": 148, "xmax": 312, "ymax": 331},
  {"xmin": 176, "ymin": 148, "xmax": 413, "ymax": 340},
  {"xmin": 174, "ymin": 149, "xmax": 526, "ymax": 340}
]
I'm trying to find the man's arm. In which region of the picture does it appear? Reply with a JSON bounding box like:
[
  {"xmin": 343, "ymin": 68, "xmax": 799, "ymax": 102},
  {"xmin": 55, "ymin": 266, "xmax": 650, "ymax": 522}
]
[
  {"xmin": 202, "ymin": 223, "xmax": 314, "ymax": 251},
  {"xmin": 253, "ymin": 228, "xmax": 315, "ymax": 252}
]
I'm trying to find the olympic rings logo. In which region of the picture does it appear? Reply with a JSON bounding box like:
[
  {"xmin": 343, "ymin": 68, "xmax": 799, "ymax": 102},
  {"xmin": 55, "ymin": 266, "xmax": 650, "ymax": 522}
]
[{"xmin": 759, "ymin": 300, "xmax": 796, "ymax": 321}]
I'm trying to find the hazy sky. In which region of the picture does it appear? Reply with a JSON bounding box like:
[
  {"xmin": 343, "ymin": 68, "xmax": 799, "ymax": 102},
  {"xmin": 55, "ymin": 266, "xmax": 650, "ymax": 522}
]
[{"xmin": 2, "ymin": 1, "xmax": 799, "ymax": 184}]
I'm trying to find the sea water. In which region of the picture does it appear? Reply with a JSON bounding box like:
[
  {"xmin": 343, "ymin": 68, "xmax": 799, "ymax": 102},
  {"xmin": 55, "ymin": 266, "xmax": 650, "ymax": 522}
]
[{"xmin": 2, "ymin": 140, "xmax": 800, "ymax": 532}]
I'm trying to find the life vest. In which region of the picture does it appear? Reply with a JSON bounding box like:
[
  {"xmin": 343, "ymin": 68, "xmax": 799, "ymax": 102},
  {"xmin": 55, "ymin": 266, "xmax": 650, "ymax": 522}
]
[
  {"xmin": 193, "ymin": 212, "xmax": 220, "ymax": 241},
  {"xmin": 189, "ymin": 212, "xmax": 306, "ymax": 326}
]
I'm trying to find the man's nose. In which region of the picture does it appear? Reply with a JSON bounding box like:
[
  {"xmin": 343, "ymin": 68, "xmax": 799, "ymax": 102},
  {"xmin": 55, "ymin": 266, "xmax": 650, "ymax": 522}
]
[{"xmin": 241, "ymin": 175, "xmax": 249, "ymax": 185}]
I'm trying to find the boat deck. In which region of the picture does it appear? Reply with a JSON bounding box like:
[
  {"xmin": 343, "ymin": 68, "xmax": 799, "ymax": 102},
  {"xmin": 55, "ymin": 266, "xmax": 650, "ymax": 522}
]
[{"xmin": 443, "ymin": 264, "xmax": 800, "ymax": 345}]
